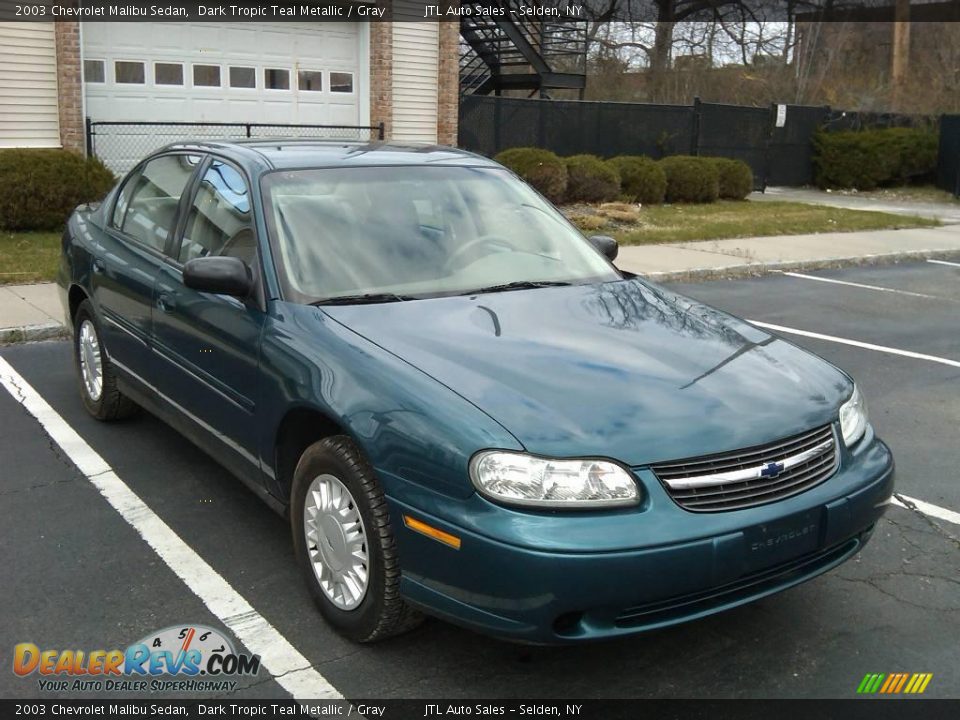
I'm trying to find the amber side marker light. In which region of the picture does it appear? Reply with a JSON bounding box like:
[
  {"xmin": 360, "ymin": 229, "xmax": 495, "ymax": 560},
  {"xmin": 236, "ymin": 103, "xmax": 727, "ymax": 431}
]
[{"xmin": 403, "ymin": 515, "xmax": 462, "ymax": 550}]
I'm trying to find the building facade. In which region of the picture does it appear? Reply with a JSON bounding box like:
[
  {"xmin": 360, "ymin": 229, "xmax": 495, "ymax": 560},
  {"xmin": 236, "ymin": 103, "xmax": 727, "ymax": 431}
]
[{"xmin": 0, "ymin": 17, "xmax": 459, "ymax": 163}]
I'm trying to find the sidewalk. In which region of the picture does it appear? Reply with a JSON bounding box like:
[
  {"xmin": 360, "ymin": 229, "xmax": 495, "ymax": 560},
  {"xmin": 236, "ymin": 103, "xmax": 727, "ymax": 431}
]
[
  {"xmin": 3, "ymin": 224, "xmax": 960, "ymax": 343},
  {"xmin": 0, "ymin": 283, "xmax": 66, "ymax": 343},
  {"xmin": 615, "ymin": 223, "xmax": 960, "ymax": 280},
  {"xmin": 753, "ymin": 186, "xmax": 960, "ymax": 223}
]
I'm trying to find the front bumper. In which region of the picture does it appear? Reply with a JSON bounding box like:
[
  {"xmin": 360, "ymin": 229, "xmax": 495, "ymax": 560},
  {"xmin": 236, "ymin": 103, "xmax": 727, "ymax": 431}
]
[{"xmin": 386, "ymin": 430, "xmax": 894, "ymax": 644}]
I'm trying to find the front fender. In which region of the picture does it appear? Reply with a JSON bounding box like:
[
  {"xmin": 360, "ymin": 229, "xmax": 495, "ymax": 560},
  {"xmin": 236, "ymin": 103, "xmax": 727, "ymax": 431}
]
[{"xmin": 258, "ymin": 301, "xmax": 524, "ymax": 501}]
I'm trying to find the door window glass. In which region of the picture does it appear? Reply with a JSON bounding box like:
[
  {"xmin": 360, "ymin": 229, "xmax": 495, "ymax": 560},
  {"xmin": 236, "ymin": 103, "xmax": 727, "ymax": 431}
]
[
  {"xmin": 115, "ymin": 61, "xmax": 145, "ymax": 84},
  {"xmin": 330, "ymin": 72, "xmax": 353, "ymax": 93},
  {"xmin": 193, "ymin": 65, "xmax": 221, "ymax": 87},
  {"xmin": 120, "ymin": 155, "xmax": 199, "ymax": 252},
  {"xmin": 230, "ymin": 66, "xmax": 256, "ymax": 89},
  {"xmin": 155, "ymin": 63, "xmax": 184, "ymax": 86},
  {"xmin": 265, "ymin": 68, "xmax": 290, "ymax": 90},
  {"xmin": 179, "ymin": 162, "xmax": 255, "ymax": 265}
]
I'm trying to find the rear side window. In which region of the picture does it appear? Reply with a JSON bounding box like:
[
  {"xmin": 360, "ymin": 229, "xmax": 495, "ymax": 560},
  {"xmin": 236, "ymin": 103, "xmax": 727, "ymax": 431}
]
[
  {"xmin": 179, "ymin": 162, "xmax": 255, "ymax": 265},
  {"xmin": 119, "ymin": 155, "xmax": 199, "ymax": 252}
]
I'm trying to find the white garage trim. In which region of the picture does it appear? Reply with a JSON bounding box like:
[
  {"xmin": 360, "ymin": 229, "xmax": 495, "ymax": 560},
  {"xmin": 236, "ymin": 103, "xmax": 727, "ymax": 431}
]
[
  {"xmin": 0, "ymin": 22, "xmax": 60, "ymax": 148},
  {"xmin": 392, "ymin": 22, "xmax": 439, "ymax": 143}
]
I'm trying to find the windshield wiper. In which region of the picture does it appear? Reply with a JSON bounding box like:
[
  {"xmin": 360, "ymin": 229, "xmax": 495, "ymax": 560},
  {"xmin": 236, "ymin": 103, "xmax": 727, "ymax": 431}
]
[
  {"xmin": 469, "ymin": 280, "xmax": 573, "ymax": 295},
  {"xmin": 311, "ymin": 292, "xmax": 415, "ymax": 306}
]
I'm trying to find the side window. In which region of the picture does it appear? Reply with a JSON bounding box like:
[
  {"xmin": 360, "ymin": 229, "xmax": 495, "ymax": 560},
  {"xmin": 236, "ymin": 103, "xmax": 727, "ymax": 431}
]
[
  {"xmin": 179, "ymin": 162, "xmax": 255, "ymax": 265},
  {"xmin": 120, "ymin": 155, "xmax": 199, "ymax": 252},
  {"xmin": 111, "ymin": 172, "xmax": 138, "ymax": 229}
]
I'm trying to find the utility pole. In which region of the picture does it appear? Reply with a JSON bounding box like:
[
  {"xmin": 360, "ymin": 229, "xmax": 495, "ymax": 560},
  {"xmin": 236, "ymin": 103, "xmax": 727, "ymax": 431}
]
[{"xmin": 891, "ymin": 0, "xmax": 911, "ymax": 111}]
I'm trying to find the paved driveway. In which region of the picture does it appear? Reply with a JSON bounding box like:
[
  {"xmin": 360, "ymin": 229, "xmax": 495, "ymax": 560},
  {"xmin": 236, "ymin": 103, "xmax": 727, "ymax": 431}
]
[{"xmin": 1, "ymin": 260, "xmax": 957, "ymax": 702}]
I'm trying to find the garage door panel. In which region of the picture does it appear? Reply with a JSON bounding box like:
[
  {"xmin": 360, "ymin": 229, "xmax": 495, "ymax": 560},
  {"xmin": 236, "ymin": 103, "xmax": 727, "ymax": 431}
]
[{"xmin": 84, "ymin": 21, "xmax": 362, "ymax": 126}]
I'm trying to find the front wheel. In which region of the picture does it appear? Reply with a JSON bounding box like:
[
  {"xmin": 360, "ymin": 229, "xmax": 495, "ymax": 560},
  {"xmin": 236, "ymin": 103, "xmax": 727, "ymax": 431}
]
[
  {"xmin": 291, "ymin": 436, "xmax": 423, "ymax": 642},
  {"xmin": 73, "ymin": 300, "xmax": 138, "ymax": 421}
]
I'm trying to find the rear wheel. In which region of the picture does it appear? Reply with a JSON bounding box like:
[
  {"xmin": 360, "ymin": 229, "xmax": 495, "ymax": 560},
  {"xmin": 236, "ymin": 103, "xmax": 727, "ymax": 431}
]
[
  {"xmin": 73, "ymin": 300, "xmax": 138, "ymax": 421},
  {"xmin": 291, "ymin": 436, "xmax": 423, "ymax": 642}
]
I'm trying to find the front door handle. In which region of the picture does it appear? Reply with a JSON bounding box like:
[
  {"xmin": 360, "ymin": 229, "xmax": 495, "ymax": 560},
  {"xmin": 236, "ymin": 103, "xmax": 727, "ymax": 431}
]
[
  {"xmin": 157, "ymin": 293, "xmax": 175, "ymax": 313},
  {"xmin": 92, "ymin": 258, "xmax": 105, "ymax": 273}
]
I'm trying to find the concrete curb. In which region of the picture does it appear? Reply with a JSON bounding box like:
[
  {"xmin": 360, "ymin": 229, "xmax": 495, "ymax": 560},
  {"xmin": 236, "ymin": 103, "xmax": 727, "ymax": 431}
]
[
  {"xmin": 642, "ymin": 248, "xmax": 960, "ymax": 284},
  {"xmin": 0, "ymin": 322, "xmax": 69, "ymax": 346}
]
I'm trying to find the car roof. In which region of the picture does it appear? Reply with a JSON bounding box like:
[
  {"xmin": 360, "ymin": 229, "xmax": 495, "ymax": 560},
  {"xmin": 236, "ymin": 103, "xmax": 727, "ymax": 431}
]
[{"xmin": 155, "ymin": 139, "xmax": 501, "ymax": 171}]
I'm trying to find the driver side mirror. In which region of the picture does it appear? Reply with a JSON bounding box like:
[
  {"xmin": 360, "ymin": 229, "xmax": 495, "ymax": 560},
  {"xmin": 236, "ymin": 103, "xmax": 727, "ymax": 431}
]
[
  {"xmin": 588, "ymin": 235, "xmax": 618, "ymax": 262},
  {"xmin": 183, "ymin": 256, "xmax": 252, "ymax": 298}
]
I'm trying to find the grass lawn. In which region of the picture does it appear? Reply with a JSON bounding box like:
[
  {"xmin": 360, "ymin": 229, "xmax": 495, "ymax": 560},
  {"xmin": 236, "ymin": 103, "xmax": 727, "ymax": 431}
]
[
  {"xmin": 564, "ymin": 200, "xmax": 940, "ymax": 245},
  {"xmin": 0, "ymin": 231, "xmax": 61, "ymax": 285}
]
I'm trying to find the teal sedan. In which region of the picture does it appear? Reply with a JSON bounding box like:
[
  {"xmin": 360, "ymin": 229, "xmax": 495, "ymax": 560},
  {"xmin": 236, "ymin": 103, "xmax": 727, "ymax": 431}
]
[{"xmin": 59, "ymin": 141, "xmax": 893, "ymax": 643}]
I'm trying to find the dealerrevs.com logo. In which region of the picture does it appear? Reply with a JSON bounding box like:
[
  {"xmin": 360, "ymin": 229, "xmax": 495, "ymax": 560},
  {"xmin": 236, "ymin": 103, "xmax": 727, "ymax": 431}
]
[{"xmin": 13, "ymin": 624, "xmax": 261, "ymax": 693}]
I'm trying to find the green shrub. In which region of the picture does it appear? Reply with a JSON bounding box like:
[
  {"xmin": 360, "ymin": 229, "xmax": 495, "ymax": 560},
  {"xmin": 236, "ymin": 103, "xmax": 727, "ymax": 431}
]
[
  {"xmin": 0, "ymin": 149, "xmax": 116, "ymax": 231},
  {"xmin": 710, "ymin": 157, "xmax": 754, "ymax": 200},
  {"xmin": 494, "ymin": 147, "xmax": 568, "ymax": 204},
  {"xmin": 563, "ymin": 154, "xmax": 621, "ymax": 203},
  {"xmin": 606, "ymin": 155, "xmax": 667, "ymax": 205},
  {"xmin": 813, "ymin": 127, "xmax": 938, "ymax": 190},
  {"xmin": 658, "ymin": 156, "xmax": 720, "ymax": 203}
]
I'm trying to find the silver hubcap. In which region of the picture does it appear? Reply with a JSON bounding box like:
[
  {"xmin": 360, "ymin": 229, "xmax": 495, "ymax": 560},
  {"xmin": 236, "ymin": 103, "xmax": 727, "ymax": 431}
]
[
  {"xmin": 303, "ymin": 474, "xmax": 369, "ymax": 610},
  {"xmin": 78, "ymin": 319, "xmax": 103, "ymax": 402}
]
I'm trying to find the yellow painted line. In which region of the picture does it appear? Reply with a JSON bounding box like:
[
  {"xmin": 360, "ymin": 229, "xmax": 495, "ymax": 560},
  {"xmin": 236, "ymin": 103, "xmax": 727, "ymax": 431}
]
[
  {"xmin": 403, "ymin": 515, "xmax": 462, "ymax": 550},
  {"xmin": 918, "ymin": 674, "xmax": 933, "ymax": 694}
]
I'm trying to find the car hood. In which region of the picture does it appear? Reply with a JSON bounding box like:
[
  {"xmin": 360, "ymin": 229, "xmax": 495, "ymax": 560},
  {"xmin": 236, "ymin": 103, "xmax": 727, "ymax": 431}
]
[{"xmin": 321, "ymin": 279, "xmax": 850, "ymax": 466}]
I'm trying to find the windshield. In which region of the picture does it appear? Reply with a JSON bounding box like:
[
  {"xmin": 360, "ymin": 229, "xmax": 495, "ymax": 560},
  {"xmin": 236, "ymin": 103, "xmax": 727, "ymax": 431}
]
[{"xmin": 261, "ymin": 166, "xmax": 620, "ymax": 303}]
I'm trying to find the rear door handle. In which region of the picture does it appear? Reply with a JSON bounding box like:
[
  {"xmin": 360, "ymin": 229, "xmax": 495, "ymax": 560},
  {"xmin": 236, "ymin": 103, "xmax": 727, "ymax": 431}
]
[{"xmin": 92, "ymin": 258, "xmax": 105, "ymax": 273}]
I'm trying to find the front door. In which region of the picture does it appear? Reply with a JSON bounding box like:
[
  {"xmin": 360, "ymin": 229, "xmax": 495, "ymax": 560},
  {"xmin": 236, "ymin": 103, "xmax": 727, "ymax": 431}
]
[
  {"xmin": 151, "ymin": 158, "xmax": 265, "ymax": 480},
  {"xmin": 92, "ymin": 154, "xmax": 200, "ymax": 381}
]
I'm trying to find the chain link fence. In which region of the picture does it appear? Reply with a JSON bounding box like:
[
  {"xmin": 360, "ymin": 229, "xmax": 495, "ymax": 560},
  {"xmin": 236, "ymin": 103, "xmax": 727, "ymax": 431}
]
[
  {"xmin": 87, "ymin": 121, "xmax": 385, "ymax": 175},
  {"xmin": 938, "ymin": 115, "xmax": 960, "ymax": 198}
]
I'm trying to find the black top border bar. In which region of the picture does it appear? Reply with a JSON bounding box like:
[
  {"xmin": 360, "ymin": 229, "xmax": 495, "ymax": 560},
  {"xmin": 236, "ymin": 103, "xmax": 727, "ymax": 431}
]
[{"xmin": 3, "ymin": 0, "xmax": 960, "ymax": 23}]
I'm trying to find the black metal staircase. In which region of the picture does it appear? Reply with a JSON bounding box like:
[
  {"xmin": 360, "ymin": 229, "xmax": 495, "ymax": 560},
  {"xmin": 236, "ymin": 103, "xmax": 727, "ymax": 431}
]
[{"xmin": 459, "ymin": 1, "xmax": 587, "ymax": 97}]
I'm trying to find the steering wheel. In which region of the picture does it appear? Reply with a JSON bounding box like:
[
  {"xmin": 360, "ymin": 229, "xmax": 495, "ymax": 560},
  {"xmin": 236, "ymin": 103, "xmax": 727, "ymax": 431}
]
[{"xmin": 444, "ymin": 235, "xmax": 513, "ymax": 272}]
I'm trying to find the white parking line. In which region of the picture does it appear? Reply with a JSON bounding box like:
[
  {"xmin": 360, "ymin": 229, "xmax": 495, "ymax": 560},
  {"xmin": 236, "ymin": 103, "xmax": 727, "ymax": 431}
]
[
  {"xmin": 748, "ymin": 320, "xmax": 960, "ymax": 369},
  {"xmin": 927, "ymin": 259, "xmax": 960, "ymax": 268},
  {"xmin": 780, "ymin": 271, "xmax": 945, "ymax": 300},
  {"xmin": 0, "ymin": 356, "xmax": 339, "ymax": 701},
  {"xmin": 893, "ymin": 495, "xmax": 960, "ymax": 528}
]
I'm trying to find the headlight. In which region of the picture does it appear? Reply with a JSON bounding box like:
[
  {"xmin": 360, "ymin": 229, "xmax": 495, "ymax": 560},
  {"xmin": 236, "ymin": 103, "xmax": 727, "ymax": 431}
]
[
  {"xmin": 469, "ymin": 451, "xmax": 640, "ymax": 508},
  {"xmin": 839, "ymin": 384, "xmax": 869, "ymax": 447}
]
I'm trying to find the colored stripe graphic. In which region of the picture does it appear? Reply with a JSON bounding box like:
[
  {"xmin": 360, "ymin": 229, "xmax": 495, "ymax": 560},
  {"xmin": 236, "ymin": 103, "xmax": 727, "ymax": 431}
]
[{"xmin": 857, "ymin": 673, "xmax": 932, "ymax": 694}]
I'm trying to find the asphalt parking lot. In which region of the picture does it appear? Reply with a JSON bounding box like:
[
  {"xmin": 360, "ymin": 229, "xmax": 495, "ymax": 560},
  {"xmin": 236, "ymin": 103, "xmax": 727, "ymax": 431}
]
[{"xmin": 1, "ymin": 259, "xmax": 958, "ymax": 702}]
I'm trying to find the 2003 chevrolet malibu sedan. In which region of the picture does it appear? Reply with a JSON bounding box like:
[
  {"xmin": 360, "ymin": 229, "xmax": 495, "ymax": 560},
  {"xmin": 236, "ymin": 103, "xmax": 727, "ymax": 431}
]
[{"xmin": 59, "ymin": 141, "xmax": 894, "ymax": 644}]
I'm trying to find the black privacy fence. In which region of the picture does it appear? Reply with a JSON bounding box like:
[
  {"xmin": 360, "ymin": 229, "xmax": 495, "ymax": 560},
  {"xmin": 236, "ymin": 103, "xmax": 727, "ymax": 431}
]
[
  {"xmin": 87, "ymin": 120, "xmax": 385, "ymax": 175},
  {"xmin": 938, "ymin": 115, "xmax": 960, "ymax": 198},
  {"xmin": 460, "ymin": 96, "xmax": 943, "ymax": 191}
]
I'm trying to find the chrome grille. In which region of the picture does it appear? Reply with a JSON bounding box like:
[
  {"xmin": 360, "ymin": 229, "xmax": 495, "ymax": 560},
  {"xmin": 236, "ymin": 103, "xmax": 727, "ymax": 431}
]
[{"xmin": 652, "ymin": 424, "xmax": 839, "ymax": 512}]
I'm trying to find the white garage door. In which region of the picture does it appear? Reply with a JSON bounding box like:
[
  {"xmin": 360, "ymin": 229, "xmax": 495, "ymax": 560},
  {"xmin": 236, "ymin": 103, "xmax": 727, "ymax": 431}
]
[{"xmin": 82, "ymin": 22, "xmax": 368, "ymax": 170}]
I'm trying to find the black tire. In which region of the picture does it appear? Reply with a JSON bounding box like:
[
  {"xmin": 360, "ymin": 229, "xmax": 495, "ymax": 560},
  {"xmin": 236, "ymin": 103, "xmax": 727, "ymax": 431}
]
[
  {"xmin": 73, "ymin": 299, "xmax": 138, "ymax": 421},
  {"xmin": 291, "ymin": 436, "xmax": 423, "ymax": 642}
]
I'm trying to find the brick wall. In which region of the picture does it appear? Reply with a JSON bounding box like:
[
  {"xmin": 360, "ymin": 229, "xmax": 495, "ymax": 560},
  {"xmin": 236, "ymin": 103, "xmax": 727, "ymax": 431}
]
[
  {"xmin": 370, "ymin": 4, "xmax": 393, "ymax": 140},
  {"xmin": 437, "ymin": 20, "xmax": 460, "ymax": 146},
  {"xmin": 55, "ymin": 22, "xmax": 84, "ymax": 154}
]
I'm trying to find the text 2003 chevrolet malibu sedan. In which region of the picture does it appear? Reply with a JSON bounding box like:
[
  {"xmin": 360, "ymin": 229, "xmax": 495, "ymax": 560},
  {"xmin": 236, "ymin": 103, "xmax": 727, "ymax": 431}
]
[{"xmin": 59, "ymin": 141, "xmax": 894, "ymax": 643}]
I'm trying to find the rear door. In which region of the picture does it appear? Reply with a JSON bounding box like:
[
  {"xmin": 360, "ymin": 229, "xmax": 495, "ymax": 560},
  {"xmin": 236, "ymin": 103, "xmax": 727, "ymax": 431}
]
[
  {"xmin": 92, "ymin": 153, "xmax": 200, "ymax": 381},
  {"xmin": 151, "ymin": 157, "xmax": 266, "ymax": 482}
]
